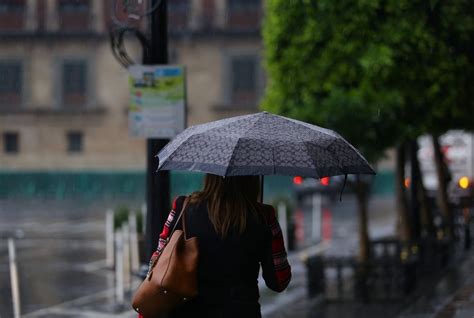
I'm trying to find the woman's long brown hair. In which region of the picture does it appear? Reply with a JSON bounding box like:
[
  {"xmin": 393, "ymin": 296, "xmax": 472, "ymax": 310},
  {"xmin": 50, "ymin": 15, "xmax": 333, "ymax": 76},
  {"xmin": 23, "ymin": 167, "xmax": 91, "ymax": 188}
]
[{"xmin": 189, "ymin": 174, "xmax": 264, "ymax": 237}]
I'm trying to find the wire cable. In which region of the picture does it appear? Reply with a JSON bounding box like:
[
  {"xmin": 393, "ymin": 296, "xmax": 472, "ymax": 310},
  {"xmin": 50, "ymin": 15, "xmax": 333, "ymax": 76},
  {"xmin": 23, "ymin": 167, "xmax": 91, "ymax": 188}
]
[
  {"xmin": 109, "ymin": 0, "xmax": 162, "ymax": 68},
  {"xmin": 111, "ymin": 0, "xmax": 163, "ymax": 26},
  {"xmin": 109, "ymin": 26, "xmax": 151, "ymax": 68}
]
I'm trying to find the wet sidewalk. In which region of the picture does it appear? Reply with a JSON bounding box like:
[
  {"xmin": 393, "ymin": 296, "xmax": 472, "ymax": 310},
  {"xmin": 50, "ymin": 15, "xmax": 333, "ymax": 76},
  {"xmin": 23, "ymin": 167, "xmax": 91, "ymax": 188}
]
[
  {"xmin": 265, "ymin": 247, "xmax": 474, "ymax": 318},
  {"xmin": 5, "ymin": 198, "xmax": 473, "ymax": 318},
  {"xmin": 400, "ymin": 249, "xmax": 474, "ymax": 318},
  {"xmin": 436, "ymin": 282, "xmax": 474, "ymax": 318},
  {"xmin": 19, "ymin": 250, "xmax": 308, "ymax": 318},
  {"xmin": 13, "ymin": 240, "xmax": 474, "ymax": 318}
]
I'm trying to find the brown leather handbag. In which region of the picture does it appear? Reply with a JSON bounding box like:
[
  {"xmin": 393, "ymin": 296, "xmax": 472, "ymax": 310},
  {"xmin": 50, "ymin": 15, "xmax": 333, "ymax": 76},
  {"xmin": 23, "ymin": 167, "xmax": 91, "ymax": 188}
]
[{"xmin": 132, "ymin": 197, "xmax": 199, "ymax": 317}]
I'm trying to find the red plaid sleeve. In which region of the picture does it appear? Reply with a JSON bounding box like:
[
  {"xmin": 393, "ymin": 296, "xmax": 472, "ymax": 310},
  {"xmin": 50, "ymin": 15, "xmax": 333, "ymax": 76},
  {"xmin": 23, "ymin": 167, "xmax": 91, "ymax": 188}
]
[{"xmin": 262, "ymin": 205, "xmax": 292, "ymax": 292}]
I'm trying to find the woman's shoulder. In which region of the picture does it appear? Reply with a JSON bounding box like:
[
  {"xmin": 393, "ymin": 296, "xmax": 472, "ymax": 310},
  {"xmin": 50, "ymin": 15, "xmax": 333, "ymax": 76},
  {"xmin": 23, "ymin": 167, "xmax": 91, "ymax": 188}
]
[
  {"xmin": 171, "ymin": 195, "xmax": 189, "ymax": 211},
  {"xmin": 255, "ymin": 202, "xmax": 275, "ymax": 211},
  {"xmin": 173, "ymin": 194, "xmax": 207, "ymax": 215},
  {"xmin": 255, "ymin": 203, "xmax": 276, "ymax": 223}
]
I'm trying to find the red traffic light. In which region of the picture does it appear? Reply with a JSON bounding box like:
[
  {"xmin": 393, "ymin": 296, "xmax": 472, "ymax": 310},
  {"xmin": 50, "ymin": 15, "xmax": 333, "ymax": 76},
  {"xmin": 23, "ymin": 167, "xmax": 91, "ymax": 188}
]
[
  {"xmin": 320, "ymin": 177, "xmax": 330, "ymax": 186},
  {"xmin": 293, "ymin": 176, "xmax": 304, "ymax": 185}
]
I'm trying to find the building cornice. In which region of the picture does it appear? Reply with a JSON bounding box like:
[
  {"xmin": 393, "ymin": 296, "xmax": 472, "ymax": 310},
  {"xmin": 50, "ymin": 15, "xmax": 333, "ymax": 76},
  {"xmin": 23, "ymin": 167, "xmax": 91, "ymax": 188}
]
[
  {"xmin": 0, "ymin": 31, "xmax": 107, "ymax": 41},
  {"xmin": 0, "ymin": 28, "xmax": 261, "ymax": 42},
  {"xmin": 169, "ymin": 29, "xmax": 261, "ymax": 40},
  {"xmin": 0, "ymin": 106, "xmax": 107, "ymax": 116}
]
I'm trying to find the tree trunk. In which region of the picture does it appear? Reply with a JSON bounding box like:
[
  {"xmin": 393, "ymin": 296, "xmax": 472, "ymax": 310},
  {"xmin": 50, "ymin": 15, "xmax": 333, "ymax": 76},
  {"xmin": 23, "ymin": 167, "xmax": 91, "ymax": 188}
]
[
  {"xmin": 396, "ymin": 143, "xmax": 412, "ymax": 242},
  {"xmin": 432, "ymin": 134, "xmax": 453, "ymax": 239},
  {"xmin": 410, "ymin": 140, "xmax": 421, "ymax": 241},
  {"xmin": 355, "ymin": 176, "xmax": 370, "ymax": 262},
  {"xmin": 412, "ymin": 140, "xmax": 435, "ymax": 238}
]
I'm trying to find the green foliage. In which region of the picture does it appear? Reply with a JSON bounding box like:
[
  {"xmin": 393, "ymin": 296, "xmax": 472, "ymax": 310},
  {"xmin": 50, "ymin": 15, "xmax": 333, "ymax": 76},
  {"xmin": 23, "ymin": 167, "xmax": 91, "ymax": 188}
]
[
  {"xmin": 114, "ymin": 205, "xmax": 130, "ymax": 230},
  {"xmin": 114, "ymin": 205, "xmax": 143, "ymax": 234},
  {"xmin": 262, "ymin": 0, "xmax": 474, "ymax": 162}
]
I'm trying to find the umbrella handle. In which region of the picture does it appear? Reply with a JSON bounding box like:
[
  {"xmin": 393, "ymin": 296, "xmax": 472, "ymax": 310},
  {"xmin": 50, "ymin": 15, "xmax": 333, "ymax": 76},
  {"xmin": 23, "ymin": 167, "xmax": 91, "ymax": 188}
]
[
  {"xmin": 339, "ymin": 174, "xmax": 348, "ymax": 201},
  {"xmin": 260, "ymin": 175, "xmax": 264, "ymax": 203}
]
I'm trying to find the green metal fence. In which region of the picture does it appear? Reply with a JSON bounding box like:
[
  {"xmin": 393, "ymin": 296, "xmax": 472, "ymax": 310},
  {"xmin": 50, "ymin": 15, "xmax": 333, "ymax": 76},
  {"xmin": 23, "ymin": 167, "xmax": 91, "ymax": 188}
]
[
  {"xmin": 0, "ymin": 171, "xmax": 147, "ymax": 201},
  {"xmin": 0, "ymin": 170, "xmax": 394, "ymax": 201}
]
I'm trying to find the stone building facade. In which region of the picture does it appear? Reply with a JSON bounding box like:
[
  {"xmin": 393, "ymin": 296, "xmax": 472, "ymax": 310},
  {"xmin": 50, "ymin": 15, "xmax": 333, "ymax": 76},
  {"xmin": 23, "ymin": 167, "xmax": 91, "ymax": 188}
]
[{"xmin": 0, "ymin": 0, "xmax": 263, "ymax": 173}]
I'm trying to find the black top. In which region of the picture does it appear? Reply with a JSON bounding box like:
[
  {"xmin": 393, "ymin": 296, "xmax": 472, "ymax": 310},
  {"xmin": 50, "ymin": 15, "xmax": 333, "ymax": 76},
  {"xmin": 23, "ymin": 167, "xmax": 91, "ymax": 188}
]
[{"xmin": 169, "ymin": 196, "xmax": 278, "ymax": 318}]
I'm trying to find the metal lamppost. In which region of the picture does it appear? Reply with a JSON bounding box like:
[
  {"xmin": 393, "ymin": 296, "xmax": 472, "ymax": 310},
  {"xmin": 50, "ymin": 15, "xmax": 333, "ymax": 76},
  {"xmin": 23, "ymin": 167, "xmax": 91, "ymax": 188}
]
[{"xmin": 143, "ymin": 0, "xmax": 171, "ymax": 261}]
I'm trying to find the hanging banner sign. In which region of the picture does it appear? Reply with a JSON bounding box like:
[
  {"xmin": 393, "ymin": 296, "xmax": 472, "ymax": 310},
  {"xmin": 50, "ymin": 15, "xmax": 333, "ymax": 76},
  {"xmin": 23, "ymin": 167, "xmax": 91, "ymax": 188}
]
[{"xmin": 128, "ymin": 65, "xmax": 186, "ymax": 138}]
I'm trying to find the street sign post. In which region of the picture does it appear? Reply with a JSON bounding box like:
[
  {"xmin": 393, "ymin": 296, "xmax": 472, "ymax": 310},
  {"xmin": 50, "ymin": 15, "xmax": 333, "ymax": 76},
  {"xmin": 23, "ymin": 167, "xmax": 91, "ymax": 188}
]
[
  {"xmin": 143, "ymin": 0, "xmax": 171, "ymax": 261},
  {"xmin": 128, "ymin": 65, "xmax": 186, "ymax": 138}
]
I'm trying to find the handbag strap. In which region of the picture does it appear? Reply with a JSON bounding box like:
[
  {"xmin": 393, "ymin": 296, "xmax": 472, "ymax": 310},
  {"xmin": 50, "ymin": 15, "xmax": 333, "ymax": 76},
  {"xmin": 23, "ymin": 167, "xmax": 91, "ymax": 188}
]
[
  {"xmin": 182, "ymin": 199, "xmax": 189, "ymax": 239},
  {"xmin": 169, "ymin": 196, "xmax": 190, "ymax": 239},
  {"xmin": 146, "ymin": 196, "xmax": 190, "ymax": 279}
]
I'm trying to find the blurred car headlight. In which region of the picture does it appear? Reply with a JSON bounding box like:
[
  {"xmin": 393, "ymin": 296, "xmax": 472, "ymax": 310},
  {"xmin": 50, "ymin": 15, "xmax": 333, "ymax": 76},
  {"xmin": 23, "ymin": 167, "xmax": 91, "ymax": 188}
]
[{"xmin": 458, "ymin": 176, "xmax": 470, "ymax": 189}]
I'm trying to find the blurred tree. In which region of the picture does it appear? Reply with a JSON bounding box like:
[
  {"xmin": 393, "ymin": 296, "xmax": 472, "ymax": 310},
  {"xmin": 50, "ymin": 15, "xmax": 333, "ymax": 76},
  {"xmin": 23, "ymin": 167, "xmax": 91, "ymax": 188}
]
[
  {"xmin": 262, "ymin": 0, "xmax": 403, "ymax": 261},
  {"xmin": 262, "ymin": 0, "xmax": 474, "ymax": 257},
  {"xmin": 421, "ymin": 0, "xmax": 474, "ymax": 239}
]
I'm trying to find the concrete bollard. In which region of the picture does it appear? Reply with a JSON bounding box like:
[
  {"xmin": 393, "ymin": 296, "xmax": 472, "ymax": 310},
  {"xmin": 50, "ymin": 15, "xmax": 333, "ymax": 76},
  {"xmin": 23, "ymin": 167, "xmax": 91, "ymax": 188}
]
[
  {"xmin": 278, "ymin": 202, "xmax": 288, "ymax": 249},
  {"xmin": 106, "ymin": 209, "xmax": 114, "ymax": 268},
  {"xmin": 129, "ymin": 212, "xmax": 140, "ymax": 273},
  {"xmin": 8, "ymin": 238, "xmax": 21, "ymax": 318},
  {"xmin": 115, "ymin": 231, "xmax": 124, "ymax": 305},
  {"xmin": 122, "ymin": 223, "xmax": 131, "ymax": 290}
]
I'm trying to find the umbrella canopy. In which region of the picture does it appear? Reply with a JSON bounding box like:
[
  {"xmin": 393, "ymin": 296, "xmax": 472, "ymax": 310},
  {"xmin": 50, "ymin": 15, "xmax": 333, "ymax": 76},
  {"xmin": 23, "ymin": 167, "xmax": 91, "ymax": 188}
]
[{"xmin": 157, "ymin": 112, "xmax": 375, "ymax": 178}]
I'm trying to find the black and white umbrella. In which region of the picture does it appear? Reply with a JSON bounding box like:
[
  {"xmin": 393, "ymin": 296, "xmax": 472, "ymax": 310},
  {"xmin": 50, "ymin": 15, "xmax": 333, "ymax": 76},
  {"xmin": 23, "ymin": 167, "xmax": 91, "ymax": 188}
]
[{"xmin": 157, "ymin": 111, "xmax": 375, "ymax": 178}]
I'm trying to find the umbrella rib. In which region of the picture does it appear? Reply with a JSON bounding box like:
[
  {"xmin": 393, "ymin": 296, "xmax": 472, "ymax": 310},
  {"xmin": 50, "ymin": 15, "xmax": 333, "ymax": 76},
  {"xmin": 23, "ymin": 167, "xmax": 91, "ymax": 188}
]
[
  {"xmin": 278, "ymin": 114, "xmax": 373, "ymax": 172},
  {"xmin": 325, "ymin": 138, "xmax": 346, "ymax": 171},
  {"xmin": 160, "ymin": 132, "xmax": 230, "ymax": 174},
  {"xmin": 161, "ymin": 114, "xmax": 262, "ymax": 176},
  {"xmin": 325, "ymin": 133, "xmax": 373, "ymax": 169},
  {"xmin": 303, "ymin": 140, "xmax": 346, "ymax": 177},
  {"xmin": 324, "ymin": 139, "xmax": 349, "ymax": 175},
  {"xmin": 223, "ymin": 137, "xmax": 242, "ymax": 176},
  {"xmin": 302, "ymin": 141, "xmax": 322, "ymax": 178},
  {"xmin": 157, "ymin": 133, "xmax": 195, "ymax": 169},
  {"xmin": 223, "ymin": 114, "xmax": 263, "ymax": 176},
  {"xmin": 325, "ymin": 138, "xmax": 372, "ymax": 173}
]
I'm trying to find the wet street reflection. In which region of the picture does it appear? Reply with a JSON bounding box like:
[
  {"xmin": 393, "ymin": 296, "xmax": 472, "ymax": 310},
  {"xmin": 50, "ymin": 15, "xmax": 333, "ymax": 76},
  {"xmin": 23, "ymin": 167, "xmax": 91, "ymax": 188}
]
[
  {"xmin": 0, "ymin": 200, "xmax": 115, "ymax": 317},
  {"xmin": 0, "ymin": 195, "xmax": 399, "ymax": 317}
]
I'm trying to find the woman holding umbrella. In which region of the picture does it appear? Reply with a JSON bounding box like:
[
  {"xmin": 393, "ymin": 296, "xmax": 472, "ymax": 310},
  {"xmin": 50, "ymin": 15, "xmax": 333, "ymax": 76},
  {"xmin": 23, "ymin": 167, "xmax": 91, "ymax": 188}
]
[
  {"xmin": 139, "ymin": 111, "xmax": 374, "ymax": 317},
  {"xmin": 141, "ymin": 173, "xmax": 291, "ymax": 318}
]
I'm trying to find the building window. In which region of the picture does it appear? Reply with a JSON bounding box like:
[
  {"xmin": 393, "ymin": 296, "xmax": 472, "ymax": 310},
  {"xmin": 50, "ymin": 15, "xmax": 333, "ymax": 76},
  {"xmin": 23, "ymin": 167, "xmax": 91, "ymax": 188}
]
[
  {"xmin": 228, "ymin": 0, "xmax": 260, "ymax": 9},
  {"xmin": 61, "ymin": 60, "xmax": 87, "ymax": 109},
  {"xmin": 3, "ymin": 132, "xmax": 19, "ymax": 154},
  {"xmin": 58, "ymin": 0, "xmax": 90, "ymax": 31},
  {"xmin": 0, "ymin": 0, "xmax": 26, "ymax": 31},
  {"xmin": 58, "ymin": 0, "xmax": 89, "ymax": 12},
  {"xmin": 168, "ymin": 0, "xmax": 190, "ymax": 31},
  {"xmin": 227, "ymin": 0, "xmax": 261, "ymax": 30},
  {"xmin": 200, "ymin": 0, "xmax": 215, "ymax": 30},
  {"xmin": 0, "ymin": 61, "xmax": 22, "ymax": 109},
  {"xmin": 230, "ymin": 56, "xmax": 258, "ymax": 106},
  {"xmin": 67, "ymin": 131, "xmax": 83, "ymax": 153}
]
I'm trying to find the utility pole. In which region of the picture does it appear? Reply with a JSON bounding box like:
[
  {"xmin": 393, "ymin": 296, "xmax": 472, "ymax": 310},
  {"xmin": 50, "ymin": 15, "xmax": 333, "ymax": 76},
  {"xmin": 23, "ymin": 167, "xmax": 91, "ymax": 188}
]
[{"xmin": 144, "ymin": 0, "xmax": 170, "ymax": 261}]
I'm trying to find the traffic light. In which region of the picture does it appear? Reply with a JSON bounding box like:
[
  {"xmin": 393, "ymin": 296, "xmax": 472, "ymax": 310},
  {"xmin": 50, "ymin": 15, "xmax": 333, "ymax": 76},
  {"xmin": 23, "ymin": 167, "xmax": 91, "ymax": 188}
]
[
  {"xmin": 293, "ymin": 176, "xmax": 303, "ymax": 185},
  {"xmin": 320, "ymin": 177, "xmax": 330, "ymax": 186}
]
